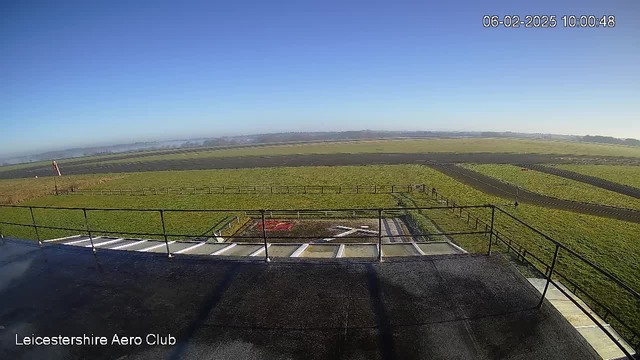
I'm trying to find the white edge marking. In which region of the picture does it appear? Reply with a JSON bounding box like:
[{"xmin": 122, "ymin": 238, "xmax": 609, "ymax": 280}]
[
  {"xmin": 358, "ymin": 229, "xmax": 378, "ymax": 234},
  {"xmin": 44, "ymin": 234, "xmax": 82, "ymax": 243},
  {"xmin": 249, "ymin": 243, "xmax": 271, "ymax": 256},
  {"xmin": 139, "ymin": 241, "xmax": 175, "ymax": 252},
  {"xmin": 112, "ymin": 240, "xmax": 147, "ymax": 250},
  {"xmin": 64, "ymin": 236, "xmax": 102, "ymax": 245},
  {"xmin": 447, "ymin": 241, "xmax": 468, "ymax": 254},
  {"xmin": 211, "ymin": 243, "xmax": 236, "ymax": 255},
  {"xmin": 336, "ymin": 244, "xmax": 346, "ymax": 258},
  {"xmin": 290, "ymin": 244, "xmax": 309, "ymax": 257},
  {"xmin": 86, "ymin": 238, "xmax": 124, "ymax": 248},
  {"xmin": 412, "ymin": 242, "xmax": 426, "ymax": 256},
  {"xmin": 335, "ymin": 226, "xmax": 354, "ymax": 231},
  {"xmin": 320, "ymin": 229, "xmax": 358, "ymax": 242},
  {"xmin": 175, "ymin": 242, "xmax": 207, "ymax": 254}
]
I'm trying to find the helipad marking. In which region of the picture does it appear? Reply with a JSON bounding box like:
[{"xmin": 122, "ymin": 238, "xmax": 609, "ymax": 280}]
[
  {"xmin": 86, "ymin": 238, "xmax": 124, "ymax": 248},
  {"xmin": 139, "ymin": 241, "xmax": 175, "ymax": 252},
  {"xmin": 64, "ymin": 237, "xmax": 103, "ymax": 245},
  {"xmin": 44, "ymin": 234, "xmax": 82, "ymax": 243},
  {"xmin": 336, "ymin": 244, "xmax": 346, "ymax": 258},
  {"xmin": 175, "ymin": 242, "xmax": 206, "ymax": 254},
  {"xmin": 249, "ymin": 244, "xmax": 271, "ymax": 256},
  {"xmin": 211, "ymin": 243, "xmax": 236, "ymax": 255},
  {"xmin": 290, "ymin": 244, "xmax": 309, "ymax": 257},
  {"xmin": 319, "ymin": 228, "xmax": 358, "ymax": 242},
  {"xmin": 112, "ymin": 240, "xmax": 147, "ymax": 250}
]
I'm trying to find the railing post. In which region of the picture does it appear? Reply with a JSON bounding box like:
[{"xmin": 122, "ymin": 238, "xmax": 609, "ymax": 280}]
[
  {"xmin": 83, "ymin": 208, "xmax": 96, "ymax": 254},
  {"xmin": 261, "ymin": 210, "xmax": 270, "ymax": 263},
  {"xmin": 538, "ymin": 244, "xmax": 560, "ymax": 308},
  {"xmin": 160, "ymin": 210, "xmax": 172, "ymax": 259},
  {"xmin": 29, "ymin": 207, "xmax": 41, "ymax": 247},
  {"xmin": 378, "ymin": 209, "xmax": 383, "ymax": 262},
  {"xmin": 487, "ymin": 206, "xmax": 495, "ymax": 255}
]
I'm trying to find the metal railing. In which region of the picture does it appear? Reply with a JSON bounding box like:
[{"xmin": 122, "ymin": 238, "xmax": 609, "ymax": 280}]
[
  {"xmin": 0, "ymin": 201, "xmax": 638, "ymax": 358},
  {"xmin": 0, "ymin": 204, "xmax": 494, "ymax": 259},
  {"xmin": 422, "ymin": 188, "xmax": 639, "ymax": 359}
]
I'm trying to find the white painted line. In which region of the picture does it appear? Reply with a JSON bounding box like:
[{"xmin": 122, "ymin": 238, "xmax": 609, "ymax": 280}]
[
  {"xmin": 412, "ymin": 242, "xmax": 426, "ymax": 256},
  {"xmin": 290, "ymin": 244, "xmax": 309, "ymax": 257},
  {"xmin": 86, "ymin": 238, "xmax": 124, "ymax": 248},
  {"xmin": 335, "ymin": 226, "xmax": 354, "ymax": 231},
  {"xmin": 320, "ymin": 229, "xmax": 358, "ymax": 242},
  {"xmin": 358, "ymin": 229, "xmax": 378, "ymax": 234},
  {"xmin": 211, "ymin": 243, "xmax": 236, "ymax": 255},
  {"xmin": 175, "ymin": 242, "xmax": 206, "ymax": 254},
  {"xmin": 447, "ymin": 241, "xmax": 468, "ymax": 254},
  {"xmin": 575, "ymin": 324, "xmax": 613, "ymax": 330},
  {"xmin": 249, "ymin": 244, "xmax": 271, "ymax": 256},
  {"xmin": 64, "ymin": 237, "xmax": 102, "ymax": 245},
  {"xmin": 44, "ymin": 234, "xmax": 82, "ymax": 243},
  {"xmin": 336, "ymin": 244, "xmax": 346, "ymax": 258},
  {"xmin": 112, "ymin": 240, "xmax": 147, "ymax": 250},
  {"xmin": 139, "ymin": 241, "xmax": 175, "ymax": 252}
]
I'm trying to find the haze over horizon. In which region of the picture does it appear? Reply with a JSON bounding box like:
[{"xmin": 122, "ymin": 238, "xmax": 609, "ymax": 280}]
[{"xmin": 2, "ymin": 0, "xmax": 639, "ymax": 157}]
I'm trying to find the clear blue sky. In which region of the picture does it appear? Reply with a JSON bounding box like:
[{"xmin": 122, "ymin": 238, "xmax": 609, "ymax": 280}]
[{"xmin": 1, "ymin": 0, "xmax": 639, "ymax": 156}]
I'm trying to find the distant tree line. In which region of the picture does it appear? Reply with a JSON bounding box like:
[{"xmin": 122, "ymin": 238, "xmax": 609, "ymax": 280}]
[{"xmin": 579, "ymin": 135, "xmax": 640, "ymax": 147}]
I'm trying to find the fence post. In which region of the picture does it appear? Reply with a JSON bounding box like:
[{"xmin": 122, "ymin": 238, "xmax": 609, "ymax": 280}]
[
  {"xmin": 378, "ymin": 209, "xmax": 383, "ymax": 262},
  {"xmin": 29, "ymin": 207, "xmax": 41, "ymax": 247},
  {"xmin": 538, "ymin": 244, "xmax": 560, "ymax": 308},
  {"xmin": 83, "ymin": 208, "xmax": 96, "ymax": 254},
  {"xmin": 487, "ymin": 206, "xmax": 495, "ymax": 255},
  {"xmin": 159, "ymin": 210, "xmax": 172, "ymax": 259},
  {"xmin": 261, "ymin": 210, "xmax": 270, "ymax": 263},
  {"xmin": 374, "ymin": 185, "xmax": 377, "ymax": 194},
  {"xmin": 467, "ymin": 212, "xmax": 470, "ymax": 223}
]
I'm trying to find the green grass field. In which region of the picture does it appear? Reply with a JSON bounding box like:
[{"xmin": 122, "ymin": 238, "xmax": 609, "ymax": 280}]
[
  {"xmin": 556, "ymin": 164, "xmax": 640, "ymax": 189},
  {"xmin": 1, "ymin": 164, "xmax": 638, "ymax": 340},
  {"xmin": 462, "ymin": 164, "xmax": 640, "ymax": 209},
  {"xmin": 43, "ymin": 138, "xmax": 640, "ymax": 169}
]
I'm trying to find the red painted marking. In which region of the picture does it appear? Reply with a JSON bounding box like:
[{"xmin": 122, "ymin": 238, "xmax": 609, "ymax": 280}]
[{"xmin": 257, "ymin": 221, "xmax": 295, "ymax": 231}]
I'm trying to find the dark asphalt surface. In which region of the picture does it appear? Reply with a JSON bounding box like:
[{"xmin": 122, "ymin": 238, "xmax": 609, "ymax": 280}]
[
  {"xmin": 430, "ymin": 164, "xmax": 640, "ymax": 223},
  {"xmin": 520, "ymin": 164, "xmax": 640, "ymax": 199},
  {"xmin": 0, "ymin": 238, "xmax": 598, "ymax": 360},
  {"xmin": 3, "ymin": 152, "xmax": 640, "ymax": 179}
]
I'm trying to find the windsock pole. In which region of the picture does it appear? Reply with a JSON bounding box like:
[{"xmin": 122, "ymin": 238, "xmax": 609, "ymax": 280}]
[{"xmin": 52, "ymin": 161, "xmax": 61, "ymax": 195}]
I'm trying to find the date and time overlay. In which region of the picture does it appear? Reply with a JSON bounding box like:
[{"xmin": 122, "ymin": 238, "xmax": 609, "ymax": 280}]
[{"xmin": 482, "ymin": 15, "xmax": 615, "ymax": 28}]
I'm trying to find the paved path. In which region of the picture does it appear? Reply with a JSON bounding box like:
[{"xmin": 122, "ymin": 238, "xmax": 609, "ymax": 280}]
[
  {"xmin": 520, "ymin": 164, "xmax": 640, "ymax": 199},
  {"xmin": 3, "ymin": 152, "xmax": 640, "ymax": 179},
  {"xmin": 430, "ymin": 164, "xmax": 640, "ymax": 223}
]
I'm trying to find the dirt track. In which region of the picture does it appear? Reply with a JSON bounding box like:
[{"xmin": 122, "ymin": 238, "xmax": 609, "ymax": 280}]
[
  {"xmin": 3, "ymin": 152, "xmax": 640, "ymax": 180},
  {"xmin": 429, "ymin": 164, "xmax": 640, "ymax": 223}
]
